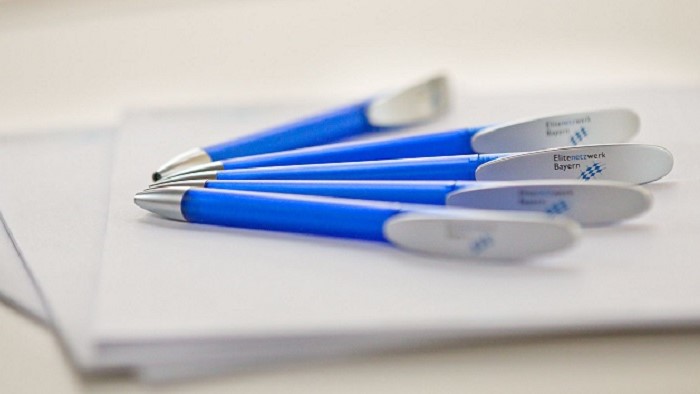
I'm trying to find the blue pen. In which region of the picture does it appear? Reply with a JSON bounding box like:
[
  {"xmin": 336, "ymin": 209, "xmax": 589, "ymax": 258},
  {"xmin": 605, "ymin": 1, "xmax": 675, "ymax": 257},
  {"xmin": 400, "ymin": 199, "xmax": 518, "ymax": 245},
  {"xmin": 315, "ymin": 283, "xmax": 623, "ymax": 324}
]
[
  {"xmin": 152, "ymin": 75, "xmax": 449, "ymax": 181},
  {"xmin": 162, "ymin": 108, "xmax": 640, "ymax": 180},
  {"xmin": 154, "ymin": 144, "xmax": 674, "ymax": 186},
  {"xmin": 149, "ymin": 179, "xmax": 652, "ymax": 226},
  {"xmin": 134, "ymin": 187, "xmax": 579, "ymax": 259}
]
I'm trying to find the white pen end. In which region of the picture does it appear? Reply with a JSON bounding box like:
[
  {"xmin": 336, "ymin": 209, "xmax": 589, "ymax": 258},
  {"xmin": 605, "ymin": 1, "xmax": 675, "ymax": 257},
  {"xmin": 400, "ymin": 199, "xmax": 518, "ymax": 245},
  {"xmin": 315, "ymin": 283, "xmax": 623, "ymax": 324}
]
[
  {"xmin": 475, "ymin": 143, "xmax": 673, "ymax": 184},
  {"xmin": 446, "ymin": 180, "xmax": 652, "ymax": 226},
  {"xmin": 366, "ymin": 75, "xmax": 450, "ymax": 126},
  {"xmin": 383, "ymin": 210, "xmax": 579, "ymax": 260},
  {"xmin": 471, "ymin": 108, "xmax": 640, "ymax": 153}
]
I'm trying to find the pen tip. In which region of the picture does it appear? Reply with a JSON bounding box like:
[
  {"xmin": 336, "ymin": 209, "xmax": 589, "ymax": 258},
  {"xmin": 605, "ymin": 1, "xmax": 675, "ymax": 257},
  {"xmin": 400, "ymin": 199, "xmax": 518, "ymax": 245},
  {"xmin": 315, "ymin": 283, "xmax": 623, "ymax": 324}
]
[
  {"xmin": 134, "ymin": 187, "xmax": 189, "ymax": 221},
  {"xmin": 151, "ymin": 148, "xmax": 212, "ymax": 182}
]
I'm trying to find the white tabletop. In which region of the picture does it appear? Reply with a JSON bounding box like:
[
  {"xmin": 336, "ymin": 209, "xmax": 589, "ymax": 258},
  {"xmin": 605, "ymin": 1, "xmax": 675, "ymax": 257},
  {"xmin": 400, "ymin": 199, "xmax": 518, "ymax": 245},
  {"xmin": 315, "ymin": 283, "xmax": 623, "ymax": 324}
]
[{"xmin": 1, "ymin": 1, "xmax": 699, "ymax": 392}]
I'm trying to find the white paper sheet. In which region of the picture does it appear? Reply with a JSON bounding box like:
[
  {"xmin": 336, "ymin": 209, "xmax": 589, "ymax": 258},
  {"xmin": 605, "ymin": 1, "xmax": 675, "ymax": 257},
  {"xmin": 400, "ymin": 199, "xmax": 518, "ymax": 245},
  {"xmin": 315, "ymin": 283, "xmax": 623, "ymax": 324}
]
[
  {"xmin": 0, "ymin": 128, "xmax": 117, "ymax": 370},
  {"xmin": 0, "ymin": 208, "xmax": 46, "ymax": 322},
  {"xmin": 0, "ymin": 108, "xmax": 463, "ymax": 378},
  {"xmin": 3, "ymin": 90, "xmax": 697, "ymax": 379},
  {"xmin": 94, "ymin": 89, "xmax": 700, "ymax": 374},
  {"xmin": 0, "ymin": 112, "xmax": 443, "ymax": 376}
]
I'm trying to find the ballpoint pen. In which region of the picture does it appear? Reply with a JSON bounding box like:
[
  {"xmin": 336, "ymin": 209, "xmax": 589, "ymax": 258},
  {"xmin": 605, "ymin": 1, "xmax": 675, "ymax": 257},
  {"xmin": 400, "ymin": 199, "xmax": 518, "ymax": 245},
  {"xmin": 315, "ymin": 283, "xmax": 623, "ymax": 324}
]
[
  {"xmin": 134, "ymin": 187, "xmax": 579, "ymax": 260},
  {"xmin": 152, "ymin": 75, "xmax": 449, "ymax": 181},
  {"xmin": 149, "ymin": 179, "xmax": 652, "ymax": 226},
  {"xmin": 153, "ymin": 144, "xmax": 674, "ymax": 186},
  {"xmin": 161, "ymin": 108, "xmax": 639, "ymax": 180}
]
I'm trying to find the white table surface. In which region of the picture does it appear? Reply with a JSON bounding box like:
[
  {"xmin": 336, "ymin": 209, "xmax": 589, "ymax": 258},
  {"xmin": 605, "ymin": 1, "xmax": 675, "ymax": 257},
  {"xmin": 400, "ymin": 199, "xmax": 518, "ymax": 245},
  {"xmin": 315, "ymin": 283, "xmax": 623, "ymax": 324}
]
[{"xmin": 1, "ymin": 1, "xmax": 699, "ymax": 392}]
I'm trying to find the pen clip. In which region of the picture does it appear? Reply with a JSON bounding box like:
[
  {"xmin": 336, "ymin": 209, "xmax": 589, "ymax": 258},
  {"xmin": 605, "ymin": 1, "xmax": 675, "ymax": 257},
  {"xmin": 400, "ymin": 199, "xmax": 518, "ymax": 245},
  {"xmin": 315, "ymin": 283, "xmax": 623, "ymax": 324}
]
[
  {"xmin": 471, "ymin": 108, "xmax": 640, "ymax": 153},
  {"xmin": 446, "ymin": 180, "xmax": 652, "ymax": 226},
  {"xmin": 366, "ymin": 75, "xmax": 450, "ymax": 126},
  {"xmin": 383, "ymin": 210, "xmax": 579, "ymax": 260},
  {"xmin": 475, "ymin": 143, "xmax": 673, "ymax": 184}
]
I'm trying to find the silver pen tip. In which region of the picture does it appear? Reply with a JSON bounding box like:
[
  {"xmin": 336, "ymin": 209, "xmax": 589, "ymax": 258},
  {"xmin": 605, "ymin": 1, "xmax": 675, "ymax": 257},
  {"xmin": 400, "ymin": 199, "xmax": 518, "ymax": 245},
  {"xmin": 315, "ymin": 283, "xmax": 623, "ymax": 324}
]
[
  {"xmin": 148, "ymin": 180, "xmax": 208, "ymax": 190},
  {"xmin": 152, "ymin": 148, "xmax": 212, "ymax": 182},
  {"xmin": 158, "ymin": 161, "xmax": 225, "ymax": 182},
  {"xmin": 134, "ymin": 187, "xmax": 190, "ymax": 221},
  {"xmin": 150, "ymin": 170, "xmax": 219, "ymax": 187}
]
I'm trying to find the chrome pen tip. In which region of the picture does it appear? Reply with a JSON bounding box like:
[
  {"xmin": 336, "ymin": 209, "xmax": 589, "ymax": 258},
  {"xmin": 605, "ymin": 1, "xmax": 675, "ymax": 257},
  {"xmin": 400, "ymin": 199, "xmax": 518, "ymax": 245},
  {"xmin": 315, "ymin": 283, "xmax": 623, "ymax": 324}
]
[
  {"xmin": 158, "ymin": 161, "xmax": 225, "ymax": 182},
  {"xmin": 152, "ymin": 147, "xmax": 212, "ymax": 182},
  {"xmin": 148, "ymin": 180, "xmax": 209, "ymax": 190},
  {"xmin": 134, "ymin": 187, "xmax": 190, "ymax": 221},
  {"xmin": 150, "ymin": 170, "xmax": 219, "ymax": 188}
]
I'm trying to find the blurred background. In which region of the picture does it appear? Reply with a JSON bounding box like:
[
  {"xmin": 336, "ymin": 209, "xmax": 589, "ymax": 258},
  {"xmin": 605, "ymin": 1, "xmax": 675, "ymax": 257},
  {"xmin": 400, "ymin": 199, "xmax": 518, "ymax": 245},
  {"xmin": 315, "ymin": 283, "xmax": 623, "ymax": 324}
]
[{"xmin": 1, "ymin": 0, "xmax": 698, "ymax": 130}]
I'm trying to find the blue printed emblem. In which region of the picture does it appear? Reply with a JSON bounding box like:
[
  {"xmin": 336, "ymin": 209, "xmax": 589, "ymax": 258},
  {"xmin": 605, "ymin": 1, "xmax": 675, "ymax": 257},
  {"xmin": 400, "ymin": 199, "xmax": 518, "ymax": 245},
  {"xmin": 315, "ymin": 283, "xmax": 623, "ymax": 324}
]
[
  {"xmin": 570, "ymin": 127, "xmax": 588, "ymax": 146},
  {"xmin": 579, "ymin": 162, "xmax": 605, "ymax": 181},
  {"xmin": 470, "ymin": 234, "xmax": 494, "ymax": 255},
  {"xmin": 545, "ymin": 200, "xmax": 570, "ymax": 215}
]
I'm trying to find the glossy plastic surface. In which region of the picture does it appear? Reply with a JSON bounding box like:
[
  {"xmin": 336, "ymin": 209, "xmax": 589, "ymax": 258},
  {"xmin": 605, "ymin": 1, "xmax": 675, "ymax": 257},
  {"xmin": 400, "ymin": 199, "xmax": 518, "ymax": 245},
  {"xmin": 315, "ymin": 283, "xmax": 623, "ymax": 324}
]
[
  {"xmin": 384, "ymin": 211, "xmax": 579, "ymax": 260},
  {"xmin": 218, "ymin": 128, "xmax": 483, "ymax": 171},
  {"xmin": 202, "ymin": 180, "xmax": 462, "ymax": 204},
  {"xmin": 366, "ymin": 75, "xmax": 449, "ymax": 126},
  {"xmin": 181, "ymin": 188, "xmax": 402, "ymax": 241},
  {"xmin": 446, "ymin": 180, "xmax": 652, "ymax": 226},
  {"xmin": 172, "ymin": 187, "xmax": 579, "ymax": 260},
  {"xmin": 471, "ymin": 108, "xmax": 639, "ymax": 153},
  {"xmin": 204, "ymin": 101, "xmax": 377, "ymax": 161},
  {"xmin": 475, "ymin": 144, "xmax": 674, "ymax": 184},
  {"xmin": 214, "ymin": 155, "xmax": 502, "ymax": 181}
]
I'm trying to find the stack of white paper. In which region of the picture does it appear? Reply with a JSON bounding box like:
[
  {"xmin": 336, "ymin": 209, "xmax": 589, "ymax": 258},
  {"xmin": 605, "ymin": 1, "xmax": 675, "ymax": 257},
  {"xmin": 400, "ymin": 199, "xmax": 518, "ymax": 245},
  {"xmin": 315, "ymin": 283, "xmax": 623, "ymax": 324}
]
[
  {"xmin": 1, "ymin": 89, "xmax": 699, "ymax": 381},
  {"xmin": 0, "ymin": 209, "xmax": 46, "ymax": 322}
]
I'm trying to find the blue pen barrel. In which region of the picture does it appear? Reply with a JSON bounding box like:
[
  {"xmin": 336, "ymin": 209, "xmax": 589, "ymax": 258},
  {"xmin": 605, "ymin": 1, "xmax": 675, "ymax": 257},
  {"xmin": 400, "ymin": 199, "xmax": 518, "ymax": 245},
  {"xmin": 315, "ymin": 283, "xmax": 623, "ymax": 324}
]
[
  {"xmin": 220, "ymin": 128, "xmax": 483, "ymax": 170},
  {"xmin": 204, "ymin": 102, "xmax": 378, "ymax": 161},
  {"xmin": 215, "ymin": 154, "xmax": 502, "ymax": 181},
  {"xmin": 204, "ymin": 181, "xmax": 460, "ymax": 204},
  {"xmin": 181, "ymin": 188, "xmax": 402, "ymax": 241}
]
